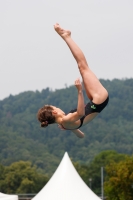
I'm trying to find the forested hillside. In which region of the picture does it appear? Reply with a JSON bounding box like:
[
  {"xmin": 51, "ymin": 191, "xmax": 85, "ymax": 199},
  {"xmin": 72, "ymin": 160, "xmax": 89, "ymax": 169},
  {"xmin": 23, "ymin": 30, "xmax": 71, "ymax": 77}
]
[{"xmin": 0, "ymin": 78, "xmax": 133, "ymax": 175}]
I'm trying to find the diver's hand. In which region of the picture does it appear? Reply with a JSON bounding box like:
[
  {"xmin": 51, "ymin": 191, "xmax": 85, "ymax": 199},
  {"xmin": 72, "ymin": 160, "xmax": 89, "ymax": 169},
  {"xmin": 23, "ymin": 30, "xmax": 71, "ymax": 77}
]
[{"xmin": 74, "ymin": 78, "xmax": 82, "ymax": 91}]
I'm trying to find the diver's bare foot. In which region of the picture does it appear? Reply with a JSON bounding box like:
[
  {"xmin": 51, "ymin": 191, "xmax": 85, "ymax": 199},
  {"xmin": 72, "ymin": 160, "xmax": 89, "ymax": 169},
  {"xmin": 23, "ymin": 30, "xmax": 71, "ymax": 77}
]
[{"xmin": 54, "ymin": 23, "xmax": 71, "ymax": 39}]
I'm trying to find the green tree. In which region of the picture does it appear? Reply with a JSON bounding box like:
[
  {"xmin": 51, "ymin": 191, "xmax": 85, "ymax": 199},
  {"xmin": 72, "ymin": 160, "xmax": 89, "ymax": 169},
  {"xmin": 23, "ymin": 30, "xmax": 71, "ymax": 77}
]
[
  {"xmin": 0, "ymin": 161, "xmax": 49, "ymax": 194},
  {"xmin": 73, "ymin": 151, "xmax": 127, "ymax": 195},
  {"xmin": 104, "ymin": 156, "xmax": 133, "ymax": 200}
]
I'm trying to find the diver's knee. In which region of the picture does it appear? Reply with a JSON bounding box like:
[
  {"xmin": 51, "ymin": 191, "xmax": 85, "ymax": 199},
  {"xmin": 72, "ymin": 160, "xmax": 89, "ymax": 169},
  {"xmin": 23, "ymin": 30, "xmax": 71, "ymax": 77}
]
[{"xmin": 78, "ymin": 61, "xmax": 88, "ymax": 72}]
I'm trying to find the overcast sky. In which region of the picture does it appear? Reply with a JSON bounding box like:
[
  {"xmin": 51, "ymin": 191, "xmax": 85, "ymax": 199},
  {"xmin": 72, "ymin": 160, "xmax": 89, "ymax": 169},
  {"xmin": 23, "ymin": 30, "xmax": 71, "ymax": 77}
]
[{"xmin": 0, "ymin": 0, "xmax": 133, "ymax": 100}]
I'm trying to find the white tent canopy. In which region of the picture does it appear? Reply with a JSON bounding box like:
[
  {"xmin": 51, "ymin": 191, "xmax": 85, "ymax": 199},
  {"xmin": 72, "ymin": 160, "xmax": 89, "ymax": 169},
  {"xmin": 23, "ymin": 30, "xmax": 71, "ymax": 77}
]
[
  {"xmin": 0, "ymin": 192, "xmax": 18, "ymax": 200},
  {"xmin": 33, "ymin": 152, "xmax": 101, "ymax": 200}
]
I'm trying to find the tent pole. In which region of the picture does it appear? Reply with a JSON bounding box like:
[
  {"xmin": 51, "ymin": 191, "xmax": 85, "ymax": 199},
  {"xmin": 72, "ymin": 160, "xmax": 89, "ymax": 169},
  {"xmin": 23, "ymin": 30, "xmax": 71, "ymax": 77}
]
[{"xmin": 101, "ymin": 167, "xmax": 104, "ymax": 200}]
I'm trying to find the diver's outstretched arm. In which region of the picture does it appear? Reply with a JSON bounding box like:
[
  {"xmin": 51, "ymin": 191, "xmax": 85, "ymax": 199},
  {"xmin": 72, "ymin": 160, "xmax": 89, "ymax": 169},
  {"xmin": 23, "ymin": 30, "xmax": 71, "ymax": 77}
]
[{"xmin": 71, "ymin": 129, "xmax": 85, "ymax": 138}]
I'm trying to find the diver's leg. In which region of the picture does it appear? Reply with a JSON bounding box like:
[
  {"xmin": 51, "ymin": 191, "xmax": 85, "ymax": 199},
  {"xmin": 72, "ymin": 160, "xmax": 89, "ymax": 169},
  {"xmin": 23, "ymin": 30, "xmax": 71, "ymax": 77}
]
[{"xmin": 54, "ymin": 23, "xmax": 108, "ymax": 104}]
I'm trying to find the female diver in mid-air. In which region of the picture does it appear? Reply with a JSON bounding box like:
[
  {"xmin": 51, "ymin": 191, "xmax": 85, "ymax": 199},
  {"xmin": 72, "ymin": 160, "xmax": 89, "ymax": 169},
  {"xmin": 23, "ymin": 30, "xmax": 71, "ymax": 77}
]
[{"xmin": 37, "ymin": 23, "xmax": 109, "ymax": 138}]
